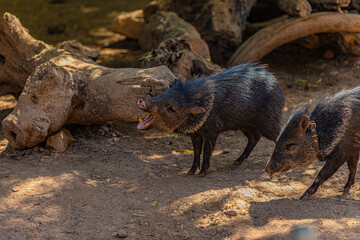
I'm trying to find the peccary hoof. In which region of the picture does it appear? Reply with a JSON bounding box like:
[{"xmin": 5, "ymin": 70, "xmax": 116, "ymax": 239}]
[
  {"xmin": 339, "ymin": 188, "xmax": 350, "ymax": 194},
  {"xmin": 198, "ymin": 170, "xmax": 207, "ymax": 177},
  {"xmin": 299, "ymin": 193, "xmax": 311, "ymax": 200},
  {"xmin": 233, "ymin": 159, "xmax": 245, "ymax": 166},
  {"xmin": 186, "ymin": 167, "xmax": 197, "ymax": 175}
]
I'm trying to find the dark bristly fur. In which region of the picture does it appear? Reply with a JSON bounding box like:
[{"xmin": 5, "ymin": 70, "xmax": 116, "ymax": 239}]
[
  {"xmin": 265, "ymin": 86, "xmax": 360, "ymax": 200},
  {"xmin": 138, "ymin": 63, "xmax": 285, "ymax": 176}
]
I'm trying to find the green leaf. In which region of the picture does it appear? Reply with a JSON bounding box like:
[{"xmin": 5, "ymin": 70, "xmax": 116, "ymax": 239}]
[
  {"xmin": 296, "ymin": 78, "xmax": 307, "ymax": 84},
  {"xmin": 152, "ymin": 199, "xmax": 158, "ymax": 206},
  {"xmin": 141, "ymin": 53, "xmax": 157, "ymax": 59}
]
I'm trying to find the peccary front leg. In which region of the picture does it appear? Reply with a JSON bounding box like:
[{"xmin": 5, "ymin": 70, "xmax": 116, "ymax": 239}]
[
  {"xmin": 187, "ymin": 135, "xmax": 203, "ymax": 175},
  {"xmin": 343, "ymin": 151, "xmax": 360, "ymax": 193},
  {"xmin": 234, "ymin": 130, "xmax": 260, "ymax": 166},
  {"xmin": 300, "ymin": 159, "xmax": 345, "ymax": 200},
  {"xmin": 199, "ymin": 134, "xmax": 218, "ymax": 177}
]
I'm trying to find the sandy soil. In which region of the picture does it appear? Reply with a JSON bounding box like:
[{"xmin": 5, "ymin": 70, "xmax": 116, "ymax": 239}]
[{"xmin": 1, "ymin": 48, "xmax": 360, "ymax": 240}]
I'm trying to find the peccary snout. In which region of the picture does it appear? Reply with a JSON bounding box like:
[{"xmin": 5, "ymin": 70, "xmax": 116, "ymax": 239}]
[{"xmin": 137, "ymin": 98, "xmax": 147, "ymax": 109}]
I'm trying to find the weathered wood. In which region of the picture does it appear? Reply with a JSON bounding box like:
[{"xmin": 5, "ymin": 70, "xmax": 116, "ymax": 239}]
[
  {"xmin": 228, "ymin": 12, "xmax": 360, "ymax": 66},
  {"xmin": 0, "ymin": 13, "xmax": 98, "ymax": 98},
  {"xmin": 278, "ymin": 0, "xmax": 312, "ymax": 17},
  {"xmin": 165, "ymin": 0, "xmax": 257, "ymax": 64},
  {"xmin": 1, "ymin": 13, "xmax": 176, "ymax": 149}
]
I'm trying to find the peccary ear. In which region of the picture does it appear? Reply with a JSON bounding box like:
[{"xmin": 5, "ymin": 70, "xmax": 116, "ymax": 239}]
[
  {"xmin": 189, "ymin": 107, "xmax": 206, "ymax": 114},
  {"xmin": 173, "ymin": 78, "xmax": 183, "ymax": 88},
  {"xmin": 298, "ymin": 114, "xmax": 310, "ymax": 133}
]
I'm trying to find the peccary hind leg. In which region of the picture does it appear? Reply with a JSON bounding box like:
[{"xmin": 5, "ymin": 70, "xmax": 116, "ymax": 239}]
[
  {"xmin": 300, "ymin": 158, "xmax": 345, "ymax": 200},
  {"xmin": 199, "ymin": 134, "xmax": 218, "ymax": 177},
  {"xmin": 234, "ymin": 130, "xmax": 260, "ymax": 166},
  {"xmin": 343, "ymin": 151, "xmax": 360, "ymax": 193},
  {"xmin": 187, "ymin": 135, "xmax": 203, "ymax": 175}
]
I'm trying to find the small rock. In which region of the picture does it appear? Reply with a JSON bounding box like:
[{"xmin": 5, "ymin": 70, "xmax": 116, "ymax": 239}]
[
  {"xmin": 224, "ymin": 210, "xmax": 238, "ymax": 217},
  {"xmin": 12, "ymin": 186, "xmax": 21, "ymax": 192},
  {"xmin": 46, "ymin": 128, "xmax": 76, "ymax": 152},
  {"xmin": 112, "ymin": 230, "xmax": 127, "ymax": 238}
]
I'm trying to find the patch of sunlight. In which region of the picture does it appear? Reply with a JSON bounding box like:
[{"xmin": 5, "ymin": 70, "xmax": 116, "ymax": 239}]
[
  {"xmin": 171, "ymin": 150, "xmax": 181, "ymax": 155},
  {"xmin": 0, "ymin": 173, "xmax": 76, "ymax": 211},
  {"xmin": 168, "ymin": 187, "xmax": 262, "ymax": 225},
  {"xmin": 227, "ymin": 217, "xmax": 360, "ymax": 240},
  {"xmin": 234, "ymin": 187, "xmax": 256, "ymax": 197},
  {"xmin": 0, "ymin": 94, "xmax": 17, "ymax": 110},
  {"xmin": 257, "ymin": 181, "xmax": 304, "ymax": 191},
  {"xmin": 147, "ymin": 154, "xmax": 165, "ymax": 160},
  {"xmin": 170, "ymin": 189, "xmax": 225, "ymax": 214},
  {"xmin": 80, "ymin": 6, "xmax": 100, "ymax": 14},
  {"xmin": 85, "ymin": 179, "xmax": 100, "ymax": 186},
  {"xmin": 320, "ymin": 219, "xmax": 352, "ymax": 231},
  {"xmin": 303, "ymin": 168, "xmax": 318, "ymax": 175},
  {"xmin": 272, "ymin": 185, "xmax": 299, "ymax": 190},
  {"xmin": 238, "ymin": 219, "xmax": 316, "ymax": 240},
  {"xmin": 0, "ymin": 138, "xmax": 9, "ymax": 153},
  {"xmin": 60, "ymin": 56, "xmax": 75, "ymax": 65}
]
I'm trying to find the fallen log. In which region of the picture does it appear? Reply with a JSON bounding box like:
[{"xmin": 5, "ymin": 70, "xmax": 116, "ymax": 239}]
[
  {"xmin": 1, "ymin": 13, "xmax": 175, "ymax": 149},
  {"xmin": 228, "ymin": 12, "xmax": 360, "ymax": 66},
  {"xmin": 0, "ymin": 13, "xmax": 99, "ymax": 98}
]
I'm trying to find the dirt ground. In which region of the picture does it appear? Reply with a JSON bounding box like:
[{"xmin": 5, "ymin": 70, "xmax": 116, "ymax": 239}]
[
  {"xmin": 2, "ymin": 1, "xmax": 360, "ymax": 239},
  {"xmin": 1, "ymin": 47, "xmax": 360, "ymax": 240}
]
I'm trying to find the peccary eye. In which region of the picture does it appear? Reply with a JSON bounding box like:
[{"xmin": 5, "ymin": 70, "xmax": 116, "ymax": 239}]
[
  {"xmin": 285, "ymin": 143, "xmax": 296, "ymax": 150},
  {"xmin": 167, "ymin": 106, "xmax": 176, "ymax": 113}
]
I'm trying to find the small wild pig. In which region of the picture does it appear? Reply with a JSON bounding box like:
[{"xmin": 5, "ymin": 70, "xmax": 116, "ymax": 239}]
[
  {"xmin": 137, "ymin": 63, "xmax": 285, "ymax": 176},
  {"xmin": 265, "ymin": 87, "xmax": 360, "ymax": 200}
]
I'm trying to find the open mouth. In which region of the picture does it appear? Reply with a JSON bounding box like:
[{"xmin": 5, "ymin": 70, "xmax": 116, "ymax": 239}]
[{"xmin": 137, "ymin": 114, "xmax": 154, "ymax": 130}]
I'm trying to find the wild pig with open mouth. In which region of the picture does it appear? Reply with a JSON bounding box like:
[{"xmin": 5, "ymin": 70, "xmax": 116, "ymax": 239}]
[{"xmin": 138, "ymin": 63, "xmax": 285, "ymax": 176}]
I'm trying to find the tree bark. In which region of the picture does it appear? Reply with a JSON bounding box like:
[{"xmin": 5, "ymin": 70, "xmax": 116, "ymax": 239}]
[
  {"xmin": 0, "ymin": 13, "xmax": 100, "ymax": 98},
  {"xmin": 278, "ymin": 0, "xmax": 312, "ymax": 17},
  {"xmin": 140, "ymin": 38, "xmax": 223, "ymax": 81},
  {"xmin": 228, "ymin": 12, "xmax": 360, "ymax": 66},
  {"xmin": 1, "ymin": 12, "xmax": 176, "ymax": 149}
]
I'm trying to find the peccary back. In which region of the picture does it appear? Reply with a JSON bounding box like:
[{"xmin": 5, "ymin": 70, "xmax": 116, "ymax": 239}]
[
  {"xmin": 138, "ymin": 63, "xmax": 285, "ymax": 175},
  {"xmin": 199, "ymin": 64, "xmax": 285, "ymax": 140}
]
